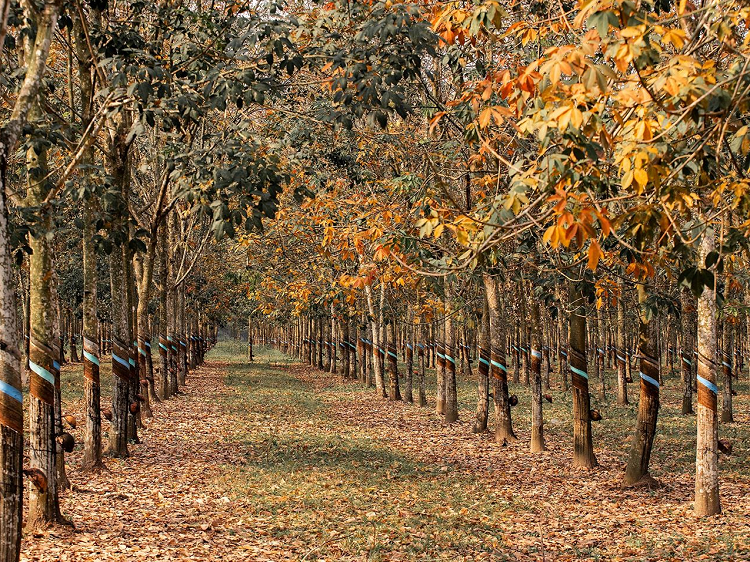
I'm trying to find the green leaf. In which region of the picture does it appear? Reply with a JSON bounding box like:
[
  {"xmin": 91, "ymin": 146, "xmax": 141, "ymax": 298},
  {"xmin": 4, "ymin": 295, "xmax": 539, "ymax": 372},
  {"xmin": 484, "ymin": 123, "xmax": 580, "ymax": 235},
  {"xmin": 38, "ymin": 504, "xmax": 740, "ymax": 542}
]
[{"xmin": 588, "ymin": 10, "xmax": 618, "ymax": 39}]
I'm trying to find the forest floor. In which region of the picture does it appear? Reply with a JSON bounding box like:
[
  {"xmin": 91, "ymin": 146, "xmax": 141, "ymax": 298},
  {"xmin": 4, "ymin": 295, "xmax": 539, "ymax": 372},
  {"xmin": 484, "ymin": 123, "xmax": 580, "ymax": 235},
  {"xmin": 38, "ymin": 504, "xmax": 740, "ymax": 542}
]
[{"xmin": 20, "ymin": 341, "xmax": 750, "ymax": 561}]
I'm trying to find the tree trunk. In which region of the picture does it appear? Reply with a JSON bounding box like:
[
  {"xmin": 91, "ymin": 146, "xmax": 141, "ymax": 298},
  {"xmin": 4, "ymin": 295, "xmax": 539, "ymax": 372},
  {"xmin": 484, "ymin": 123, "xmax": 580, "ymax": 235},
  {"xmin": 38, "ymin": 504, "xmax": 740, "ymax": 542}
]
[
  {"xmin": 404, "ymin": 311, "xmax": 414, "ymax": 403},
  {"xmin": 720, "ymin": 324, "xmax": 733, "ymax": 423},
  {"xmin": 330, "ymin": 308, "xmax": 337, "ymax": 375},
  {"xmin": 556, "ymin": 286, "xmax": 568, "ymax": 391},
  {"xmin": 108, "ymin": 239, "xmax": 131, "ymax": 458},
  {"xmin": 178, "ymin": 283, "xmax": 188, "ymax": 386},
  {"xmin": 26, "ymin": 108, "xmax": 65, "ymax": 528},
  {"xmin": 695, "ymin": 228, "xmax": 721, "ymax": 515},
  {"xmin": 623, "ymin": 283, "xmax": 659, "ymax": 486},
  {"xmin": 324, "ymin": 315, "xmax": 332, "ymax": 372},
  {"xmin": 596, "ymin": 306, "xmax": 606, "ymax": 402},
  {"xmin": 484, "ymin": 274, "xmax": 516, "ymax": 442},
  {"xmin": 125, "ymin": 233, "xmax": 141, "ymax": 440},
  {"xmin": 167, "ymin": 217, "xmax": 179, "ymax": 396},
  {"xmin": 106, "ymin": 122, "xmax": 132, "ymax": 458},
  {"xmin": 68, "ymin": 313, "xmax": 79, "ymax": 362},
  {"xmin": 569, "ymin": 283, "xmax": 597, "ymax": 468},
  {"xmin": 617, "ymin": 282, "xmax": 629, "ymax": 405},
  {"xmin": 0, "ymin": 0, "xmax": 61, "ymax": 544},
  {"xmin": 473, "ymin": 294, "xmax": 490, "ymax": 433},
  {"xmin": 542, "ymin": 319, "xmax": 551, "ymax": 391},
  {"xmin": 378, "ymin": 284, "xmax": 387, "ymax": 395},
  {"xmin": 0, "ymin": 161, "xmax": 23, "ymax": 562},
  {"xmin": 357, "ymin": 316, "xmax": 366, "ymax": 383},
  {"xmin": 444, "ymin": 286, "xmax": 458, "ymax": 422},
  {"xmin": 135, "ymin": 239, "xmax": 157, "ymax": 420},
  {"xmin": 157, "ymin": 223, "xmax": 170, "ymax": 400},
  {"xmin": 436, "ymin": 321, "xmax": 446, "ymax": 416},
  {"xmin": 50, "ymin": 271, "xmax": 70, "ymax": 492},
  {"xmin": 417, "ymin": 324, "xmax": 427, "ymax": 407},
  {"xmin": 365, "ymin": 284, "xmax": 385, "ymax": 397},
  {"xmin": 318, "ymin": 316, "xmax": 325, "ymax": 371},
  {"xmin": 75, "ymin": 10, "xmax": 103, "ymax": 466},
  {"xmin": 343, "ymin": 316, "xmax": 351, "ymax": 377},
  {"xmin": 387, "ymin": 321, "xmax": 401, "ymax": 401},
  {"xmin": 529, "ymin": 287, "xmax": 545, "ymax": 453},
  {"xmin": 680, "ymin": 290, "xmax": 694, "ymax": 414}
]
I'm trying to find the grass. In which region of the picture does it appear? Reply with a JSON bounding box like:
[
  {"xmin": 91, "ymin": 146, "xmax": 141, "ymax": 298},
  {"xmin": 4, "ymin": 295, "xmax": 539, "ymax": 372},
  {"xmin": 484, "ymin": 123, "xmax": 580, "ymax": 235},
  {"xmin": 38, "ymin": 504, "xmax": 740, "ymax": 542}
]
[
  {"xmin": 212, "ymin": 344, "xmax": 529, "ymax": 560},
  {"xmin": 53, "ymin": 339, "xmax": 748, "ymax": 488},
  {"xmin": 45, "ymin": 340, "xmax": 748, "ymax": 560},
  {"xmin": 209, "ymin": 341, "xmax": 748, "ymax": 560},
  {"xmin": 428, "ymin": 355, "xmax": 749, "ymax": 480}
]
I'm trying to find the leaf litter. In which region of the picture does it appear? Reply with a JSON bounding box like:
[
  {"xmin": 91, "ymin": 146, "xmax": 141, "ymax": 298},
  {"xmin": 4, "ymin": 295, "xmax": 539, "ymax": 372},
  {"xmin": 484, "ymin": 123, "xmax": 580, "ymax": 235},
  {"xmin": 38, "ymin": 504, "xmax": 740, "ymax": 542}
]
[{"xmin": 20, "ymin": 346, "xmax": 750, "ymax": 561}]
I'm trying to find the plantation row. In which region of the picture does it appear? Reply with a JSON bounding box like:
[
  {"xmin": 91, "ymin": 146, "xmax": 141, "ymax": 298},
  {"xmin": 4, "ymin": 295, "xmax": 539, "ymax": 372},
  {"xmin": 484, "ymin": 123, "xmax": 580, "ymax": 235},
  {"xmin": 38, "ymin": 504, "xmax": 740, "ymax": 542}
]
[
  {"xmin": 251, "ymin": 268, "xmax": 739, "ymax": 516},
  {"xmin": 3, "ymin": 0, "xmax": 750, "ymax": 559}
]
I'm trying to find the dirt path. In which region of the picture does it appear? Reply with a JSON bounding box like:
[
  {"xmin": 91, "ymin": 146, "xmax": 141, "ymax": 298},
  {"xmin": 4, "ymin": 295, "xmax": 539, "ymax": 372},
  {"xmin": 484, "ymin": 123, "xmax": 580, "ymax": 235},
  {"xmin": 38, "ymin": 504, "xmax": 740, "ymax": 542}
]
[
  {"xmin": 21, "ymin": 359, "xmax": 276, "ymax": 562},
  {"xmin": 19, "ymin": 348, "xmax": 750, "ymax": 561}
]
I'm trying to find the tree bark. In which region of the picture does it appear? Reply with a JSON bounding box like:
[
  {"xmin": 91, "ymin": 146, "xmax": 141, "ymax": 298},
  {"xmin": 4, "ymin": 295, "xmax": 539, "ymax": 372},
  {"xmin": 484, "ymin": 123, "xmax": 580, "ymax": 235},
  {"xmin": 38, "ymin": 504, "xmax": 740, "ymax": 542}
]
[
  {"xmin": 484, "ymin": 274, "xmax": 516, "ymax": 442},
  {"xmin": 417, "ymin": 323, "xmax": 427, "ymax": 407},
  {"xmin": 569, "ymin": 282, "xmax": 597, "ymax": 468},
  {"xmin": 387, "ymin": 321, "xmax": 401, "ymax": 401},
  {"xmin": 695, "ymin": 228, "xmax": 721, "ymax": 515},
  {"xmin": 106, "ymin": 118, "xmax": 132, "ymax": 458},
  {"xmin": 680, "ymin": 289, "xmax": 694, "ymax": 414},
  {"xmin": 135, "ymin": 238, "xmax": 157, "ymax": 419},
  {"xmin": 623, "ymin": 283, "xmax": 659, "ymax": 486},
  {"xmin": 404, "ymin": 310, "xmax": 414, "ymax": 403},
  {"xmin": 0, "ymin": 18, "xmax": 61, "ymax": 550},
  {"xmin": 444, "ymin": 285, "xmax": 458, "ymax": 423},
  {"xmin": 529, "ymin": 288, "xmax": 545, "ymax": 452},
  {"xmin": 26, "ymin": 103, "xmax": 65, "ymax": 529},
  {"xmin": 473, "ymin": 294, "xmax": 490, "ymax": 433},
  {"xmin": 596, "ymin": 306, "xmax": 606, "ymax": 401},
  {"xmin": 617, "ymin": 282, "xmax": 629, "ymax": 405},
  {"xmin": 720, "ymin": 322, "xmax": 733, "ymax": 423},
  {"xmin": 157, "ymin": 223, "xmax": 170, "ymax": 400},
  {"xmin": 555, "ymin": 286, "xmax": 568, "ymax": 391},
  {"xmin": 364, "ymin": 284, "xmax": 385, "ymax": 397}
]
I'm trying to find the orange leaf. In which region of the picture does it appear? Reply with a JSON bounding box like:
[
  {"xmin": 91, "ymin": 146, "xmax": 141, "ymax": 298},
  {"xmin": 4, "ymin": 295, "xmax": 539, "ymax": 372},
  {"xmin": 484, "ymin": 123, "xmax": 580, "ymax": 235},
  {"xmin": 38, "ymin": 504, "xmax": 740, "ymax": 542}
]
[{"xmin": 588, "ymin": 241, "xmax": 601, "ymax": 271}]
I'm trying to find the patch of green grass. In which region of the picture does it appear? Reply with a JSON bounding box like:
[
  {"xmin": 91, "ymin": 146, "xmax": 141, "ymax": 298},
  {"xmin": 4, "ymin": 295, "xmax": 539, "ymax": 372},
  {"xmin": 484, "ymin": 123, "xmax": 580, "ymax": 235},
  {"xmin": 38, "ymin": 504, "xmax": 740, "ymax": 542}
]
[
  {"xmin": 213, "ymin": 345, "xmax": 526, "ymax": 560},
  {"xmin": 216, "ymin": 343, "xmax": 749, "ymax": 559}
]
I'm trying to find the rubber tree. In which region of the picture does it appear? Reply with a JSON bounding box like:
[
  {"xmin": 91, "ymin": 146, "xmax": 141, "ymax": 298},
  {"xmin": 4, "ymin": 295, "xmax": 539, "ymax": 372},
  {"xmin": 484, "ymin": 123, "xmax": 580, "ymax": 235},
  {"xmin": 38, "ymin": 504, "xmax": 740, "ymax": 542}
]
[
  {"xmin": 555, "ymin": 286, "xmax": 568, "ymax": 390},
  {"xmin": 386, "ymin": 320, "xmax": 401, "ymax": 400},
  {"xmin": 623, "ymin": 282, "xmax": 660, "ymax": 486},
  {"xmin": 483, "ymin": 273, "xmax": 516, "ymax": 442},
  {"xmin": 167, "ymin": 212, "xmax": 179, "ymax": 395},
  {"xmin": 679, "ymin": 288, "xmax": 694, "ymax": 414},
  {"xmin": 695, "ymin": 228, "xmax": 720, "ymax": 516},
  {"xmin": 0, "ymin": 0, "xmax": 61, "ymax": 555},
  {"xmin": 435, "ymin": 321, "xmax": 446, "ymax": 415},
  {"xmin": 569, "ymin": 282, "xmax": 597, "ymax": 468},
  {"xmin": 26, "ymin": 106, "xmax": 66, "ymax": 530},
  {"xmin": 720, "ymin": 312, "xmax": 733, "ymax": 424},
  {"xmin": 403, "ymin": 309, "xmax": 414, "ymax": 403},
  {"xmin": 133, "ymin": 236, "xmax": 157, "ymax": 419},
  {"xmin": 444, "ymin": 283, "xmax": 458, "ymax": 423},
  {"xmin": 529, "ymin": 284, "xmax": 545, "ymax": 453},
  {"xmin": 417, "ymin": 323, "xmax": 427, "ymax": 407},
  {"xmin": 595, "ymin": 305, "xmax": 606, "ymax": 401},
  {"xmin": 364, "ymin": 283, "xmax": 385, "ymax": 397},
  {"xmin": 473, "ymin": 294, "xmax": 490, "ymax": 433},
  {"xmin": 616, "ymin": 281, "xmax": 629, "ymax": 405},
  {"xmin": 106, "ymin": 116, "xmax": 133, "ymax": 458},
  {"xmin": 75, "ymin": 10, "xmax": 105, "ymax": 471},
  {"xmin": 157, "ymin": 222, "xmax": 171, "ymax": 399}
]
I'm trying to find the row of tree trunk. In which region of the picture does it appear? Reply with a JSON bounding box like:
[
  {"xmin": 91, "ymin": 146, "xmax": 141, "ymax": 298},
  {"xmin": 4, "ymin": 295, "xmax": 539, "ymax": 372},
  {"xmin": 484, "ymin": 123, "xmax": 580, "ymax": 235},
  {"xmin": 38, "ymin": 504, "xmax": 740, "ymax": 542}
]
[
  {"xmin": 0, "ymin": 219, "xmax": 217, "ymax": 560},
  {"xmin": 257, "ymin": 256, "xmax": 729, "ymax": 516}
]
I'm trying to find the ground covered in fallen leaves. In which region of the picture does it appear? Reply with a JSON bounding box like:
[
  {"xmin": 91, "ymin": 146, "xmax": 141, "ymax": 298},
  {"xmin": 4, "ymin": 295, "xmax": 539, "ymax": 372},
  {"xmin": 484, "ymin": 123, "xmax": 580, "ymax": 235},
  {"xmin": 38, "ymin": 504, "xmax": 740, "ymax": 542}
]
[{"xmin": 20, "ymin": 341, "xmax": 750, "ymax": 561}]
